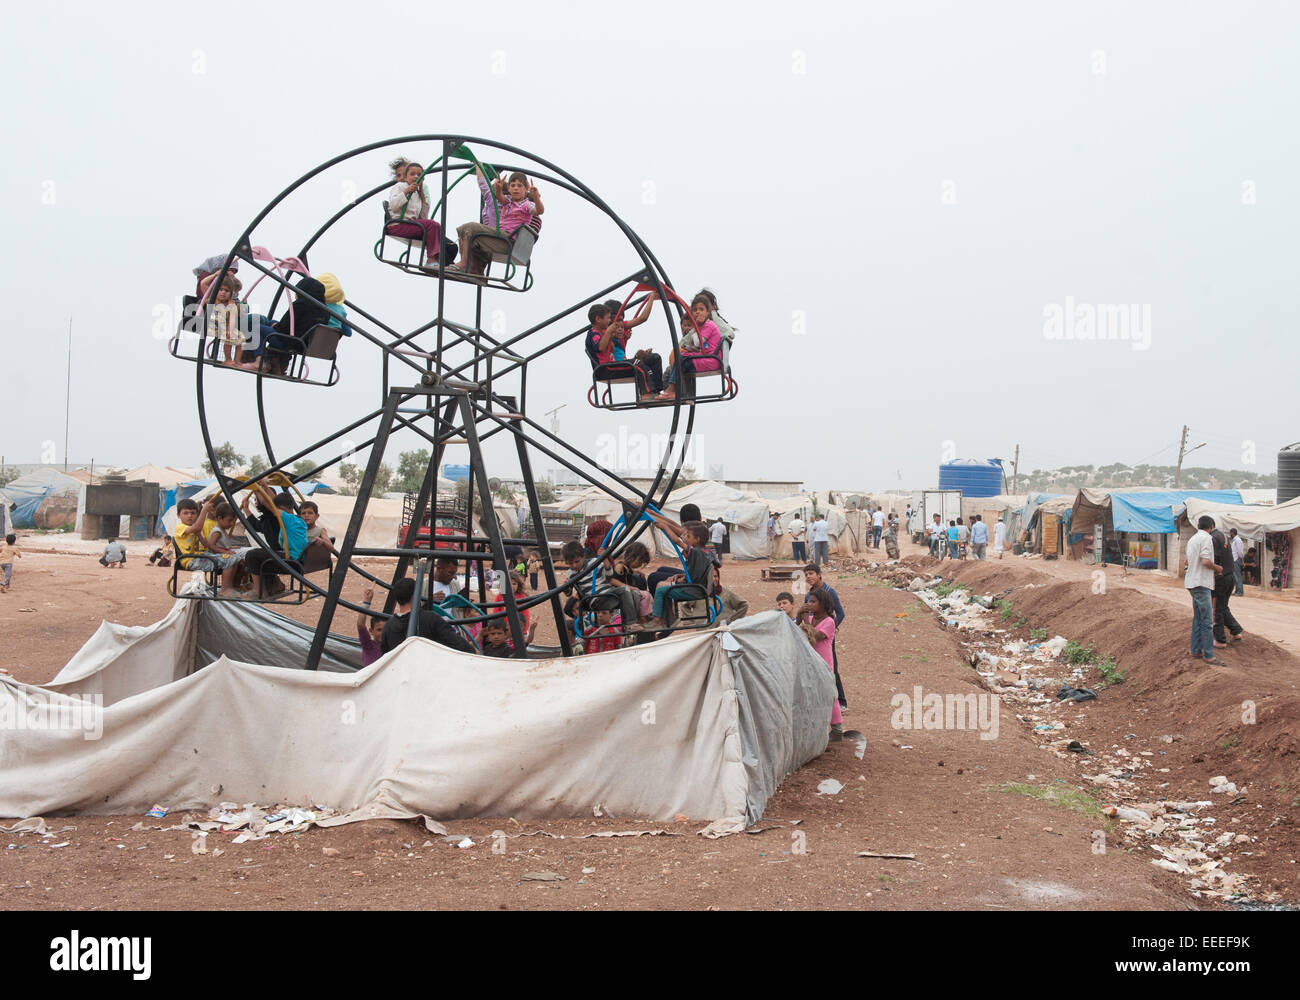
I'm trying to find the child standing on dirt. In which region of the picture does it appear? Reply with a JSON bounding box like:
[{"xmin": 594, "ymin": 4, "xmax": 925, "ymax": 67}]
[
  {"xmin": 527, "ymin": 550, "xmax": 542, "ymax": 591},
  {"xmin": 1, "ymin": 534, "xmax": 21, "ymax": 593},
  {"xmin": 798, "ymin": 586, "xmax": 843, "ymax": 742}
]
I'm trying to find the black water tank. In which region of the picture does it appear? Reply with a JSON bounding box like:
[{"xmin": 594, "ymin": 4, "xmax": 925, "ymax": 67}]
[{"xmin": 1278, "ymin": 442, "xmax": 1300, "ymax": 504}]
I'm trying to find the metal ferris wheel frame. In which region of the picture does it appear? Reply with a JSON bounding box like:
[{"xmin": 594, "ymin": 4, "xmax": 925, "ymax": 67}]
[{"xmin": 179, "ymin": 135, "xmax": 730, "ymax": 667}]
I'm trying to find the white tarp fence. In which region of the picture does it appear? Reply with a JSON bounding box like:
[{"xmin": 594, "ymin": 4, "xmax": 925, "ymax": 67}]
[{"xmin": 1, "ymin": 603, "xmax": 834, "ymax": 828}]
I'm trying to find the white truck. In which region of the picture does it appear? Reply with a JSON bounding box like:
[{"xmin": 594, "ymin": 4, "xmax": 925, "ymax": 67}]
[{"xmin": 909, "ymin": 490, "xmax": 963, "ymax": 545}]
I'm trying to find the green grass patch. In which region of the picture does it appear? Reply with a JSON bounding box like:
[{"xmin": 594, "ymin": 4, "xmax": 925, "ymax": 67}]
[
  {"xmin": 1220, "ymin": 734, "xmax": 1241, "ymax": 751},
  {"xmin": 1029, "ymin": 628, "xmax": 1048, "ymax": 641},
  {"xmin": 932, "ymin": 580, "xmax": 968, "ymax": 597},
  {"xmin": 998, "ymin": 600, "xmax": 1015, "ymax": 621},
  {"xmin": 1061, "ymin": 640, "xmax": 1097, "ymax": 665},
  {"xmin": 1001, "ymin": 782, "xmax": 1109, "ymax": 822},
  {"xmin": 1096, "ymin": 657, "xmax": 1126, "ymax": 687}
]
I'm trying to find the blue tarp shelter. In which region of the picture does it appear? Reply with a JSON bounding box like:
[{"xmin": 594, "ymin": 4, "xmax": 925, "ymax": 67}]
[{"xmin": 1072, "ymin": 488, "xmax": 1245, "ymax": 535}]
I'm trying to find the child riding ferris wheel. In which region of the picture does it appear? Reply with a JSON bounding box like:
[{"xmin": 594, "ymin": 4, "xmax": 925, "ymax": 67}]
[{"xmin": 168, "ymin": 135, "xmax": 739, "ymax": 665}]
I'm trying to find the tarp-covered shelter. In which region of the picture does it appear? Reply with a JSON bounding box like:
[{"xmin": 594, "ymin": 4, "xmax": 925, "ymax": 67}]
[
  {"xmin": 768, "ymin": 496, "xmax": 862, "ymax": 559},
  {"xmin": 1071, "ymin": 488, "xmax": 1245, "ymax": 569},
  {"xmin": 0, "ymin": 601, "xmax": 835, "ymax": 831},
  {"xmin": 0, "ymin": 467, "xmax": 84, "ymax": 529},
  {"xmin": 1026, "ymin": 495, "xmax": 1075, "ymax": 557},
  {"xmin": 1178, "ymin": 496, "xmax": 1300, "ymax": 589}
]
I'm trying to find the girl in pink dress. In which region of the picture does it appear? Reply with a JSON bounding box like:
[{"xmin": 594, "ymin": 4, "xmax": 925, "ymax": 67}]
[{"xmin": 799, "ymin": 586, "xmax": 844, "ymax": 741}]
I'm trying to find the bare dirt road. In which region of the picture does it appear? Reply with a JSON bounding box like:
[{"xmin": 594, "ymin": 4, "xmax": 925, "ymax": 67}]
[{"xmin": 1, "ymin": 536, "xmax": 1280, "ymax": 909}]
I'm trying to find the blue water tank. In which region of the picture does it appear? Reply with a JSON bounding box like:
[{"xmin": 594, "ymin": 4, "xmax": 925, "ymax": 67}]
[
  {"xmin": 938, "ymin": 458, "xmax": 1004, "ymax": 498},
  {"xmin": 443, "ymin": 464, "xmax": 471, "ymax": 482}
]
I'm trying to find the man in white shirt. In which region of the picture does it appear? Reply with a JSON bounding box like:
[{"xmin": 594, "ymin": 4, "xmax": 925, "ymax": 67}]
[
  {"xmin": 927, "ymin": 514, "xmax": 944, "ymax": 557},
  {"xmin": 810, "ymin": 514, "xmax": 832, "ymax": 567},
  {"xmin": 430, "ymin": 557, "xmax": 468, "ymax": 616},
  {"xmin": 1229, "ymin": 528, "xmax": 1245, "ymax": 596},
  {"xmin": 1182, "ymin": 516, "xmax": 1223, "ymax": 665},
  {"xmin": 993, "ymin": 516, "xmax": 1007, "ymax": 559},
  {"xmin": 871, "ymin": 507, "xmax": 885, "ymax": 549},
  {"xmin": 788, "ymin": 515, "xmax": 806, "ymax": 562},
  {"xmin": 708, "ymin": 519, "xmax": 727, "ymax": 554}
]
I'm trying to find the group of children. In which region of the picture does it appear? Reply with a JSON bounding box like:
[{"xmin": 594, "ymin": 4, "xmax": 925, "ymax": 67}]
[
  {"xmin": 385, "ymin": 157, "xmax": 544, "ymax": 281},
  {"xmin": 557, "ymin": 503, "xmax": 750, "ymax": 653},
  {"xmin": 171, "ymin": 484, "xmax": 334, "ymax": 599},
  {"xmin": 190, "ymin": 258, "xmax": 350, "ymax": 375},
  {"xmin": 585, "ymin": 289, "xmax": 733, "ymax": 403}
]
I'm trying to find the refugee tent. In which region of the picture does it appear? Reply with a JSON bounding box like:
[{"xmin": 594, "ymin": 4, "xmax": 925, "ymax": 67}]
[
  {"xmin": 0, "ymin": 467, "xmax": 84, "ymax": 529},
  {"xmin": 1071, "ymin": 488, "xmax": 1244, "ymax": 568},
  {"xmin": 768, "ymin": 496, "xmax": 859, "ymax": 558},
  {"xmin": 1026, "ymin": 495, "xmax": 1075, "ymax": 556},
  {"xmin": 651, "ymin": 481, "xmax": 773, "ymax": 560},
  {"xmin": 0, "ymin": 601, "xmax": 835, "ymax": 831},
  {"xmin": 1236, "ymin": 489, "xmax": 1277, "ymax": 506},
  {"xmin": 1179, "ymin": 496, "xmax": 1300, "ymax": 589},
  {"xmin": 961, "ymin": 494, "xmax": 1026, "ymax": 544}
]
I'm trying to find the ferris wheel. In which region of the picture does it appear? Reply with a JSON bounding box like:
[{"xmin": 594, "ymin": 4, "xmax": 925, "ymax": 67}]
[{"xmin": 169, "ymin": 135, "xmax": 738, "ymax": 666}]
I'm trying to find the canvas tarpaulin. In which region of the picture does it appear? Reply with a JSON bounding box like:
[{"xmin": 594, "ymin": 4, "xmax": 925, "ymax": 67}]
[
  {"xmin": 1073, "ymin": 488, "xmax": 1244, "ymax": 535},
  {"xmin": 0, "ymin": 605, "xmax": 834, "ymax": 828},
  {"xmin": 1182, "ymin": 496, "xmax": 1300, "ymax": 542}
]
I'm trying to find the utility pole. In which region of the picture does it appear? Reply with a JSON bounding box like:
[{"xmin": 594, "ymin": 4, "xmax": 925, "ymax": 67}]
[
  {"xmin": 1174, "ymin": 425, "xmax": 1205, "ymax": 488},
  {"xmin": 64, "ymin": 316, "xmax": 72, "ymax": 472},
  {"xmin": 1011, "ymin": 444, "xmax": 1020, "ymax": 494}
]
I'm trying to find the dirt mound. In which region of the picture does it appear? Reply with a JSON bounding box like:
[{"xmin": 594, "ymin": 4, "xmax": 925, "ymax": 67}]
[{"xmin": 887, "ymin": 555, "xmax": 1300, "ymax": 901}]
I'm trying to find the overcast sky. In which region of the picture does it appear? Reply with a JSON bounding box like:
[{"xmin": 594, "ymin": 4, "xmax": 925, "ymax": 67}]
[{"xmin": 3, "ymin": 1, "xmax": 1296, "ymax": 493}]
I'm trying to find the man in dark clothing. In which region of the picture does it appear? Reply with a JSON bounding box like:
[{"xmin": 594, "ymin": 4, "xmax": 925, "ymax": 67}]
[
  {"xmin": 1210, "ymin": 528, "xmax": 1244, "ymax": 645},
  {"xmin": 803, "ymin": 562, "xmax": 847, "ymax": 709},
  {"xmin": 380, "ymin": 577, "xmax": 479, "ymax": 655}
]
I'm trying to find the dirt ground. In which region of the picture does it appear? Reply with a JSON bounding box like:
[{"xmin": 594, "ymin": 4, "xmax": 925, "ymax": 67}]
[{"xmin": 0, "ymin": 533, "xmax": 1290, "ymax": 910}]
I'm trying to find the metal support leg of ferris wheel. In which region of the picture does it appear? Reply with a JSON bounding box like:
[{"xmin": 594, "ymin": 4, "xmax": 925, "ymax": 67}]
[
  {"xmin": 304, "ymin": 384, "xmax": 555, "ymax": 669},
  {"xmin": 307, "ymin": 388, "xmax": 404, "ymax": 671}
]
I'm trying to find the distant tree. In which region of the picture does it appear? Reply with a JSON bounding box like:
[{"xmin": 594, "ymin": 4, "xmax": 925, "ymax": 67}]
[
  {"xmin": 395, "ymin": 449, "xmax": 431, "ymax": 494},
  {"xmin": 247, "ymin": 454, "xmax": 269, "ymax": 477},
  {"xmin": 535, "ymin": 480, "xmax": 556, "ymax": 503},
  {"xmin": 291, "ymin": 459, "xmax": 317, "ymax": 480},
  {"xmin": 201, "ymin": 441, "xmax": 246, "ymax": 474},
  {"xmin": 374, "ymin": 463, "xmax": 394, "ymax": 494}
]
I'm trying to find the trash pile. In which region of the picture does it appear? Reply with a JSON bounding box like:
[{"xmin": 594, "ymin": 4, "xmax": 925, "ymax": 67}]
[
  {"xmin": 133, "ymin": 802, "xmax": 348, "ymax": 844},
  {"xmin": 873, "ymin": 566, "xmax": 1267, "ymax": 905},
  {"xmin": 2, "ymin": 816, "xmax": 76, "ymax": 850},
  {"xmin": 1100, "ymin": 795, "xmax": 1254, "ymax": 900}
]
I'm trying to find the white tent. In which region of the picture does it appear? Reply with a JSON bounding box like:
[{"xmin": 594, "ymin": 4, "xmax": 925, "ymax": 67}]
[
  {"xmin": 123, "ymin": 464, "xmax": 197, "ymax": 488},
  {"xmin": 1, "ymin": 601, "xmax": 835, "ymax": 831},
  {"xmin": 767, "ymin": 496, "xmax": 861, "ymax": 558},
  {"xmin": 652, "ymin": 481, "xmax": 772, "ymax": 560}
]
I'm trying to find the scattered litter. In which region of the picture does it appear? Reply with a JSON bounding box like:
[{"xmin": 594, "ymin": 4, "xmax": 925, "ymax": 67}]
[
  {"xmin": 455, "ymin": 837, "xmax": 474, "ymax": 849},
  {"xmin": 0, "ymin": 818, "xmax": 50, "ymax": 837},
  {"xmin": 145, "ymin": 804, "xmax": 168, "ymax": 819},
  {"xmin": 581, "ymin": 867, "xmax": 596, "ymax": 875},
  {"xmin": 1057, "ymin": 685, "xmax": 1098, "ymax": 703},
  {"xmin": 857, "ymin": 850, "xmax": 916, "ymax": 860},
  {"xmin": 521, "ymin": 871, "xmax": 566, "ymax": 882},
  {"xmin": 47, "ymin": 842, "xmax": 70, "ymax": 849},
  {"xmin": 322, "ymin": 847, "xmax": 341, "ymax": 857},
  {"xmin": 817, "ymin": 779, "xmax": 844, "ymax": 795}
]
